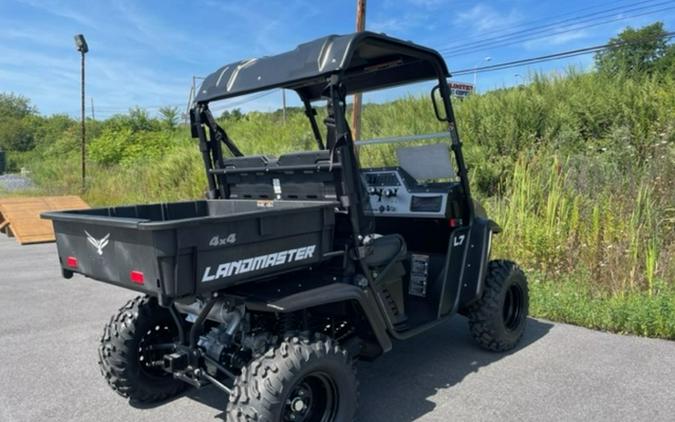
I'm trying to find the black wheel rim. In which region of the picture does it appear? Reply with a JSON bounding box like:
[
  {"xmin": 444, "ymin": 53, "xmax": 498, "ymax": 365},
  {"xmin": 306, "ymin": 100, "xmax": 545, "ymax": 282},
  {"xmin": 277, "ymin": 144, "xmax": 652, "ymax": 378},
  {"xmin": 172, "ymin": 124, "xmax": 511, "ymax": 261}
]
[
  {"xmin": 502, "ymin": 283, "xmax": 524, "ymax": 332},
  {"xmin": 138, "ymin": 324, "xmax": 175, "ymax": 378},
  {"xmin": 283, "ymin": 372, "xmax": 338, "ymax": 422}
]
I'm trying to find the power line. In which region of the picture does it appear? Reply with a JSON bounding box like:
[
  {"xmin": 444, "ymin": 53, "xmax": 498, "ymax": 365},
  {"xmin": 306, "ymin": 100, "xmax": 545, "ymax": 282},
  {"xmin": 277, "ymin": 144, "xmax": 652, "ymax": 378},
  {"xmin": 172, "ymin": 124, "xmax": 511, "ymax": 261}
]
[
  {"xmin": 449, "ymin": 31, "xmax": 675, "ymax": 76},
  {"xmin": 440, "ymin": 2, "xmax": 675, "ymax": 58},
  {"xmin": 225, "ymin": 90, "xmax": 279, "ymax": 108},
  {"xmin": 208, "ymin": 89, "xmax": 280, "ymax": 117},
  {"xmin": 94, "ymin": 86, "xmax": 274, "ymax": 115},
  {"xmin": 438, "ymin": 0, "xmax": 667, "ymax": 54},
  {"xmin": 439, "ymin": 0, "xmax": 670, "ymax": 54},
  {"xmin": 443, "ymin": 4, "xmax": 675, "ymax": 59},
  {"xmin": 440, "ymin": 0, "xmax": 644, "ymax": 47},
  {"xmin": 79, "ymin": 29, "xmax": 675, "ymax": 117}
]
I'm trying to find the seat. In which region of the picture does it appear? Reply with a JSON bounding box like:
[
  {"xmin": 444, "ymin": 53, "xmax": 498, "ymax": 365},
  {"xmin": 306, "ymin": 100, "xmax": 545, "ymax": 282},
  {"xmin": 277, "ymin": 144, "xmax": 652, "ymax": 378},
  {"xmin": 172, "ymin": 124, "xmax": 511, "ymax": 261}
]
[
  {"xmin": 221, "ymin": 151, "xmax": 336, "ymax": 200},
  {"xmin": 222, "ymin": 155, "xmax": 275, "ymax": 170},
  {"xmin": 277, "ymin": 150, "xmax": 330, "ymax": 167},
  {"xmin": 363, "ymin": 234, "xmax": 408, "ymax": 327},
  {"xmin": 363, "ymin": 234, "xmax": 407, "ymax": 268}
]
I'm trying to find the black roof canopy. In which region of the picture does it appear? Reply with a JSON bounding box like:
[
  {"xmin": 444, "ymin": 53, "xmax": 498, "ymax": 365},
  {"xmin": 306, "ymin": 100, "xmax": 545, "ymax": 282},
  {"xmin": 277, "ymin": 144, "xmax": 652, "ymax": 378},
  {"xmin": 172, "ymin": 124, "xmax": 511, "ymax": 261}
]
[{"xmin": 194, "ymin": 31, "xmax": 449, "ymax": 104}]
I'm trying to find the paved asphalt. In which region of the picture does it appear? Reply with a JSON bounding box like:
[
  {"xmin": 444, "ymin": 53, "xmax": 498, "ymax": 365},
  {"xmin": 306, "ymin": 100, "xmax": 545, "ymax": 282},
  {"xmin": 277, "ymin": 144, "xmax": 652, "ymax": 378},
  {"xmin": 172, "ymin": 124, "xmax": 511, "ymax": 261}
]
[
  {"xmin": 0, "ymin": 174, "xmax": 34, "ymax": 192},
  {"xmin": 0, "ymin": 234, "xmax": 673, "ymax": 422}
]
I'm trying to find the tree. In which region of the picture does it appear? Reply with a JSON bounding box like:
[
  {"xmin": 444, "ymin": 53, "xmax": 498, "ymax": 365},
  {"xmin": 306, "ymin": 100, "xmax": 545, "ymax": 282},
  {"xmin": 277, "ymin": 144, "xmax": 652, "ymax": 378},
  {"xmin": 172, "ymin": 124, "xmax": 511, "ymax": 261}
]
[
  {"xmin": 595, "ymin": 22, "xmax": 674, "ymax": 75},
  {"xmin": 0, "ymin": 93, "xmax": 38, "ymax": 151},
  {"xmin": 0, "ymin": 93, "xmax": 36, "ymax": 120},
  {"xmin": 102, "ymin": 107, "xmax": 160, "ymax": 133},
  {"xmin": 220, "ymin": 108, "xmax": 243, "ymax": 120},
  {"xmin": 128, "ymin": 107, "xmax": 159, "ymax": 131},
  {"xmin": 158, "ymin": 106, "xmax": 179, "ymax": 129}
]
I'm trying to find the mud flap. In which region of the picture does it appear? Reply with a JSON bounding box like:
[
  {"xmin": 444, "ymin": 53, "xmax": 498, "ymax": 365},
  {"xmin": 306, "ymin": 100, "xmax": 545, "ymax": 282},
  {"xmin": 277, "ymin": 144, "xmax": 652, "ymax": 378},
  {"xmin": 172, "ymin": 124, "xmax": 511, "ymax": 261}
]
[{"xmin": 438, "ymin": 218, "xmax": 492, "ymax": 317}]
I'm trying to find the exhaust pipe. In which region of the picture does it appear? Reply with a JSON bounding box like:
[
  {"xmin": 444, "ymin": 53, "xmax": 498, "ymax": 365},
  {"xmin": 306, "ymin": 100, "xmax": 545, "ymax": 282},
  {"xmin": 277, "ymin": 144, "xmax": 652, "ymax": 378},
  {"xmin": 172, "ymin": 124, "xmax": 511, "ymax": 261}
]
[{"xmin": 174, "ymin": 299, "xmax": 241, "ymax": 326}]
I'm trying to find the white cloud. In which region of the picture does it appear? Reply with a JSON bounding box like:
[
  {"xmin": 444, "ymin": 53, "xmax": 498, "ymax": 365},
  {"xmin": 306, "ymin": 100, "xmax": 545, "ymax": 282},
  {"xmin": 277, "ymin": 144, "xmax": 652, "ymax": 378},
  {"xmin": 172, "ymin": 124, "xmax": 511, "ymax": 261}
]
[
  {"xmin": 370, "ymin": 16, "xmax": 411, "ymax": 34},
  {"xmin": 204, "ymin": 0, "xmax": 312, "ymax": 56},
  {"xmin": 405, "ymin": 0, "xmax": 448, "ymax": 8},
  {"xmin": 0, "ymin": 27, "xmax": 66, "ymax": 48},
  {"xmin": 111, "ymin": 0, "xmax": 190, "ymax": 55},
  {"xmin": 455, "ymin": 4, "xmax": 521, "ymax": 34},
  {"xmin": 523, "ymin": 29, "xmax": 589, "ymax": 49},
  {"xmin": 370, "ymin": 12, "xmax": 437, "ymax": 36},
  {"xmin": 15, "ymin": 0, "xmax": 95, "ymax": 27}
]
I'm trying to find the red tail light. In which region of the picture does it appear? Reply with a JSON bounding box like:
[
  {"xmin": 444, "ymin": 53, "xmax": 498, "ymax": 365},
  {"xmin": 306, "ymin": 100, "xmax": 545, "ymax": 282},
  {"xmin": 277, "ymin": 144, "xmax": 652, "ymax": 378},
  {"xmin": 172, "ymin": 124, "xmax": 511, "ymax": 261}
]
[
  {"xmin": 130, "ymin": 271, "xmax": 144, "ymax": 285},
  {"xmin": 66, "ymin": 256, "xmax": 78, "ymax": 268}
]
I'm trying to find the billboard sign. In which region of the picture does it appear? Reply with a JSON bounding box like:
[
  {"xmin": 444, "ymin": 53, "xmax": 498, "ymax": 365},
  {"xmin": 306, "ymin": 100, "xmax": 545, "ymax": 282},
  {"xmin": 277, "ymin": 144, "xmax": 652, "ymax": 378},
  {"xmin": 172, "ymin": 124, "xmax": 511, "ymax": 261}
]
[{"xmin": 448, "ymin": 82, "xmax": 474, "ymax": 98}]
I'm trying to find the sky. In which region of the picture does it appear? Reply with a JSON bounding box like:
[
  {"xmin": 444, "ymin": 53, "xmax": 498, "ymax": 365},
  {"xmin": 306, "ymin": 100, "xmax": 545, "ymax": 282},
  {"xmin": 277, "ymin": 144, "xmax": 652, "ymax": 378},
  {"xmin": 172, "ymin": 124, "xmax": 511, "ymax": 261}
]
[{"xmin": 1, "ymin": 0, "xmax": 673, "ymax": 118}]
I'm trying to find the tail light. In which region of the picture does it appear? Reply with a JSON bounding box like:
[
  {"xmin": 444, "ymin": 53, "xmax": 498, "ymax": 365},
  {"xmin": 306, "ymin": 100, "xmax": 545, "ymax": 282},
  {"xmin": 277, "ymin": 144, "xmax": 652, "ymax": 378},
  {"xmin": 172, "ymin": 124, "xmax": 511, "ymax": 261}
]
[{"xmin": 130, "ymin": 271, "xmax": 144, "ymax": 285}]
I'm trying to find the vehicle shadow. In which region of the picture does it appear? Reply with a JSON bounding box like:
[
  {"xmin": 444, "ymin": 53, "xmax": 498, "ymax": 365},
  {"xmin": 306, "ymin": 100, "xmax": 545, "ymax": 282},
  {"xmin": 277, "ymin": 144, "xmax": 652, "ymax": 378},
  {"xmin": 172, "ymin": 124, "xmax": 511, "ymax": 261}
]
[
  {"xmin": 141, "ymin": 317, "xmax": 552, "ymax": 421},
  {"xmin": 357, "ymin": 317, "xmax": 552, "ymax": 421}
]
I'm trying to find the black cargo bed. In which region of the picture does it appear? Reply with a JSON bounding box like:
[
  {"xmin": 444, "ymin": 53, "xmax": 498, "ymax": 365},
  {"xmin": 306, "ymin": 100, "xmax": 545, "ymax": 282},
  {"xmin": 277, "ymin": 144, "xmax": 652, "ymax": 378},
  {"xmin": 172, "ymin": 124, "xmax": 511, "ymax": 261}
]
[{"xmin": 43, "ymin": 199, "xmax": 337, "ymax": 299}]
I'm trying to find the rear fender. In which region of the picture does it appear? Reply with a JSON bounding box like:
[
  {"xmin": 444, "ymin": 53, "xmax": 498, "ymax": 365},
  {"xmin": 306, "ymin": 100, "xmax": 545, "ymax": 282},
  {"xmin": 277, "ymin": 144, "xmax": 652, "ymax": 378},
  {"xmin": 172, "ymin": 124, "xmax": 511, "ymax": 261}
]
[{"xmin": 245, "ymin": 283, "xmax": 392, "ymax": 354}]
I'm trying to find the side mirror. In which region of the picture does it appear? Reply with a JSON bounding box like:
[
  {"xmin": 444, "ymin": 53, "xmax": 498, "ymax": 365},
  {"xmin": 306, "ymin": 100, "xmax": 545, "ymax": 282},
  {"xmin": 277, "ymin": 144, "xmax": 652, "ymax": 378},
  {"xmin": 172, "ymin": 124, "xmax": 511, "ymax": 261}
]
[{"xmin": 431, "ymin": 85, "xmax": 448, "ymax": 122}]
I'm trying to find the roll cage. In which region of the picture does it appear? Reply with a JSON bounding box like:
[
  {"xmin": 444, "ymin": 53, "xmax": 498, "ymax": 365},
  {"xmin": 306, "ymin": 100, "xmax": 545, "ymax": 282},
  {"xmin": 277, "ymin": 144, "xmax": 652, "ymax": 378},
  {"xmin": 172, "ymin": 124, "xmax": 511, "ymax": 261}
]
[{"xmin": 189, "ymin": 31, "xmax": 474, "ymax": 249}]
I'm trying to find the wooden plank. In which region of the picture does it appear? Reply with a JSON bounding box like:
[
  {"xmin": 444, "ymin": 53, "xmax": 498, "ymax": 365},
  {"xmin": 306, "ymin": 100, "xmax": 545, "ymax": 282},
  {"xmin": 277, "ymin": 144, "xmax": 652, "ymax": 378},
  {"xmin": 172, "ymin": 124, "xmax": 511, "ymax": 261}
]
[
  {"xmin": 0, "ymin": 196, "xmax": 90, "ymax": 245},
  {"xmin": 44, "ymin": 196, "xmax": 89, "ymax": 211}
]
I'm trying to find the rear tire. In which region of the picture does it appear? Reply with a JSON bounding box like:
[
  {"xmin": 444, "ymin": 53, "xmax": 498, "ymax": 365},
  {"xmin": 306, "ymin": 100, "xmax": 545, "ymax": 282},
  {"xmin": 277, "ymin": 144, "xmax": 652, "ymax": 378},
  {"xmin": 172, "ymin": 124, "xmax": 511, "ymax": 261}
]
[
  {"xmin": 467, "ymin": 260, "xmax": 529, "ymax": 352},
  {"xmin": 226, "ymin": 334, "xmax": 358, "ymax": 421},
  {"xmin": 98, "ymin": 295, "xmax": 187, "ymax": 403}
]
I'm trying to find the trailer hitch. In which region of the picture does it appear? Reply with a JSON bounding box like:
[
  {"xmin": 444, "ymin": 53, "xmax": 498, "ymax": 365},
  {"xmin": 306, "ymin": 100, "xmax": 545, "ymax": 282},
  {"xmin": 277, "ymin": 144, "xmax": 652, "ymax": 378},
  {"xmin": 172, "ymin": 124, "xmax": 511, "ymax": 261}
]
[{"xmin": 160, "ymin": 295, "xmax": 238, "ymax": 395}]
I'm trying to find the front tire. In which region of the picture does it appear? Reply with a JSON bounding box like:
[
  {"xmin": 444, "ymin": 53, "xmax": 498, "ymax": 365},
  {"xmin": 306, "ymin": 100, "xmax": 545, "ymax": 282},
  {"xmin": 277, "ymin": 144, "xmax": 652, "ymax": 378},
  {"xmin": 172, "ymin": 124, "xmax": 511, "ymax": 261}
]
[
  {"xmin": 226, "ymin": 334, "xmax": 358, "ymax": 422},
  {"xmin": 98, "ymin": 295, "xmax": 187, "ymax": 403},
  {"xmin": 467, "ymin": 260, "xmax": 529, "ymax": 352}
]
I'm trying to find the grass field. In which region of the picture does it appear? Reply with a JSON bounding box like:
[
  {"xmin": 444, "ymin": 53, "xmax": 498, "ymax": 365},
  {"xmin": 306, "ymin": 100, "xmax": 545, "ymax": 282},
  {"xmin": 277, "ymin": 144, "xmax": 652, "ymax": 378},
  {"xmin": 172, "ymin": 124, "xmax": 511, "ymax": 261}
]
[{"xmin": 7, "ymin": 70, "xmax": 674, "ymax": 339}]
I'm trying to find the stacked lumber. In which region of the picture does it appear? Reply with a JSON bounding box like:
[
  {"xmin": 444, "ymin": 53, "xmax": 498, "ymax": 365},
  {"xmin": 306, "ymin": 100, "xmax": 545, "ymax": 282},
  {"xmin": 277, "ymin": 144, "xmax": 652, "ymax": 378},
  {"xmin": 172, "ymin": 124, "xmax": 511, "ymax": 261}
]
[{"xmin": 0, "ymin": 196, "xmax": 89, "ymax": 244}]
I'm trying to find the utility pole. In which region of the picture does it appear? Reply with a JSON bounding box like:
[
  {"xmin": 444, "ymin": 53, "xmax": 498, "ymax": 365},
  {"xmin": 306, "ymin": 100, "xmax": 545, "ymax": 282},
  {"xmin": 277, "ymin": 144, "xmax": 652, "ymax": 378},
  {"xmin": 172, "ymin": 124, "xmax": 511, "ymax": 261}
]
[
  {"xmin": 186, "ymin": 75, "xmax": 204, "ymax": 125},
  {"xmin": 74, "ymin": 34, "xmax": 89, "ymax": 192},
  {"xmin": 185, "ymin": 76, "xmax": 196, "ymax": 126},
  {"xmin": 351, "ymin": 0, "xmax": 366, "ymax": 143},
  {"xmin": 282, "ymin": 89, "xmax": 287, "ymax": 123},
  {"xmin": 90, "ymin": 97, "xmax": 95, "ymax": 121}
]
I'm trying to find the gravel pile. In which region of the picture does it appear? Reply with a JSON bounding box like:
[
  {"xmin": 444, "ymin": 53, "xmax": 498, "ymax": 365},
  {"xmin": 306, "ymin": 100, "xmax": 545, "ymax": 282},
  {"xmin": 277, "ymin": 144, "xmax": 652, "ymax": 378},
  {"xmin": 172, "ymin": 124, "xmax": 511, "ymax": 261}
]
[{"xmin": 0, "ymin": 174, "xmax": 34, "ymax": 192}]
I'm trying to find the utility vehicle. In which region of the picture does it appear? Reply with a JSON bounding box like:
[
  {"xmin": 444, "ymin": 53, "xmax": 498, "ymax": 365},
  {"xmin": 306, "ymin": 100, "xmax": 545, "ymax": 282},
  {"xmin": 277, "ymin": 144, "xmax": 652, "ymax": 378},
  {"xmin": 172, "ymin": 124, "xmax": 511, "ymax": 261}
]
[{"xmin": 44, "ymin": 32, "xmax": 529, "ymax": 421}]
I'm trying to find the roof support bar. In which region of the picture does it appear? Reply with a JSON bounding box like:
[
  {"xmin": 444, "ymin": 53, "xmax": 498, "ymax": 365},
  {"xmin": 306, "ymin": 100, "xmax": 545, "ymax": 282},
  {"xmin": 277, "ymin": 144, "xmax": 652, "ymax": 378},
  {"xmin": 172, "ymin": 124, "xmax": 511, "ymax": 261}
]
[
  {"xmin": 202, "ymin": 109, "xmax": 243, "ymax": 157},
  {"xmin": 434, "ymin": 73, "xmax": 475, "ymax": 220},
  {"xmin": 191, "ymin": 106, "xmax": 218, "ymax": 199},
  {"xmin": 303, "ymin": 99, "xmax": 325, "ymax": 150},
  {"xmin": 326, "ymin": 77, "xmax": 374, "ymax": 283}
]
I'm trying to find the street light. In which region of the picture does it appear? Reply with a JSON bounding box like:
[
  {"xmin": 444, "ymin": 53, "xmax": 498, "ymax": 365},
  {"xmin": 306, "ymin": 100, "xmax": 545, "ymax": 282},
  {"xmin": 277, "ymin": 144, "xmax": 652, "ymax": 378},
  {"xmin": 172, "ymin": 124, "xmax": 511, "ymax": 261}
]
[
  {"xmin": 473, "ymin": 56, "xmax": 491, "ymax": 90},
  {"xmin": 74, "ymin": 34, "xmax": 88, "ymax": 191}
]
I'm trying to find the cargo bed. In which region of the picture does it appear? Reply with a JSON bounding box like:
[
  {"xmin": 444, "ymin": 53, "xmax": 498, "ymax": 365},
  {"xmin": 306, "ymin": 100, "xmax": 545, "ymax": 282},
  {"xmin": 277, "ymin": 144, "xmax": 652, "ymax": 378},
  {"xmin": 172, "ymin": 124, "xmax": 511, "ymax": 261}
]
[{"xmin": 42, "ymin": 199, "xmax": 337, "ymax": 300}]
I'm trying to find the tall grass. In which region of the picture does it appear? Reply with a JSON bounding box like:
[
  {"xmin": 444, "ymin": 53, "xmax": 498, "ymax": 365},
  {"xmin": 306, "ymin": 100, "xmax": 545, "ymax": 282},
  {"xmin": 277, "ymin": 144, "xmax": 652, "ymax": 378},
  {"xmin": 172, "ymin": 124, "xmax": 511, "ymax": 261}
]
[
  {"xmin": 487, "ymin": 152, "xmax": 673, "ymax": 295},
  {"xmin": 18, "ymin": 70, "xmax": 675, "ymax": 338}
]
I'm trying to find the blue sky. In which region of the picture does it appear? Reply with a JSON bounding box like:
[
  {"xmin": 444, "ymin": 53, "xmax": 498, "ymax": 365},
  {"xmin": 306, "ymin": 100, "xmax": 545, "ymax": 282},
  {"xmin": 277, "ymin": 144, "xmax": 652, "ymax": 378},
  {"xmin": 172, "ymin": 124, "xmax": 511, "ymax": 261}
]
[{"xmin": 1, "ymin": 0, "xmax": 673, "ymax": 117}]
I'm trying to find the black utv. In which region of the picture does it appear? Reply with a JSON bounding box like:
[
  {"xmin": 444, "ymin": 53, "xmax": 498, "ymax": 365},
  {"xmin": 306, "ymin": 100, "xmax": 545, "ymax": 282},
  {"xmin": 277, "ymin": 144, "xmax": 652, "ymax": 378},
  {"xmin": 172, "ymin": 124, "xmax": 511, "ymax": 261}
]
[{"xmin": 44, "ymin": 32, "xmax": 528, "ymax": 421}]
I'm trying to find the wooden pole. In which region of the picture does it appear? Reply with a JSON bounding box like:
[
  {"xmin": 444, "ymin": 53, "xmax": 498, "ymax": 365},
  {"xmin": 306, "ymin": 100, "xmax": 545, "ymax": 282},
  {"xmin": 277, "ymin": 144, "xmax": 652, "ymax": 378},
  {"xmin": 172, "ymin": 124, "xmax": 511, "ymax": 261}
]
[
  {"xmin": 80, "ymin": 51, "xmax": 86, "ymax": 192},
  {"xmin": 351, "ymin": 0, "xmax": 366, "ymax": 143},
  {"xmin": 282, "ymin": 89, "xmax": 287, "ymax": 123}
]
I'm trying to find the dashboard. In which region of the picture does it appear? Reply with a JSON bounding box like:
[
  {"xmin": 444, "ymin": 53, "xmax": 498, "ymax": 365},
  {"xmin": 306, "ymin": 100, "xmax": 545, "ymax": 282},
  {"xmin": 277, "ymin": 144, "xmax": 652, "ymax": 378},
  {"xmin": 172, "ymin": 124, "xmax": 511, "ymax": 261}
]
[{"xmin": 361, "ymin": 168, "xmax": 454, "ymax": 218}]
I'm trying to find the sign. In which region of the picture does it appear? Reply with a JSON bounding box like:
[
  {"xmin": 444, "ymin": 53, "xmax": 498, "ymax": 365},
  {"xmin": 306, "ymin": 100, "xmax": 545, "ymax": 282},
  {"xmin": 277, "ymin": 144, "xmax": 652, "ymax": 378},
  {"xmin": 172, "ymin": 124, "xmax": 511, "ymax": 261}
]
[{"xmin": 448, "ymin": 82, "xmax": 474, "ymax": 98}]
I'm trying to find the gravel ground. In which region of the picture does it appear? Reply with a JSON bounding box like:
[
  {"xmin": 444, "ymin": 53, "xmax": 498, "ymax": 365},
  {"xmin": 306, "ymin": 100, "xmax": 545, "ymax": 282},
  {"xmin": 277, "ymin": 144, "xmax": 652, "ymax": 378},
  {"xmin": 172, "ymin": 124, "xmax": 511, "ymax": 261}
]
[
  {"xmin": 0, "ymin": 173, "xmax": 34, "ymax": 192},
  {"xmin": 0, "ymin": 235, "xmax": 674, "ymax": 421}
]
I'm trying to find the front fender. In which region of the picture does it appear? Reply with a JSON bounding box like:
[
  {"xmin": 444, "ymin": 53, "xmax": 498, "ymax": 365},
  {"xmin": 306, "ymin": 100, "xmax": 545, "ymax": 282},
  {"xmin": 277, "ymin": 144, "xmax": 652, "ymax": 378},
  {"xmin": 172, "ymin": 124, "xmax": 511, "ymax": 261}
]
[{"xmin": 474, "ymin": 200, "xmax": 501, "ymax": 233}]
